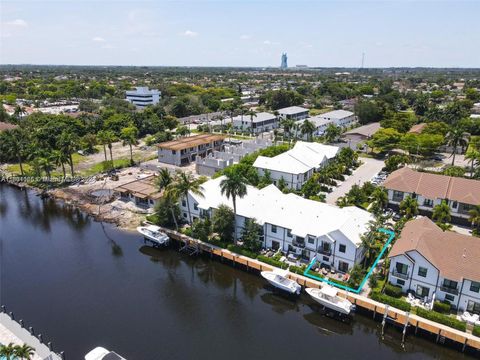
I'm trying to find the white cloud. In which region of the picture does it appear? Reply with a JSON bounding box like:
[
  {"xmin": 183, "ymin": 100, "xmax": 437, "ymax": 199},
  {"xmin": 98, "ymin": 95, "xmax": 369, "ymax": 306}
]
[
  {"xmin": 240, "ymin": 34, "xmax": 251, "ymax": 40},
  {"xmin": 92, "ymin": 36, "xmax": 106, "ymax": 42},
  {"xmin": 5, "ymin": 19, "xmax": 28, "ymax": 28},
  {"xmin": 182, "ymin": 30, "xmax": 198, "ymax": 37},
  {"xmin": 263, "ymin": 40, "xmax": 280, "ymax": 46}
]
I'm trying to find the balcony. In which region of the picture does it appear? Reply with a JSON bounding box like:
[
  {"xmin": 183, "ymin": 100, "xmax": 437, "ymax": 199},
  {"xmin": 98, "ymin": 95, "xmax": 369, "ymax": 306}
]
[
  {"xmin": 318, "ymin": 248, "xmax": 332, "ymax": 256},
  {"xmin": 292, "ymin": 241, "xmax": 305, "ymax": 248},
  {"xmin": 391, "ymin": 271, "xmax": 409, "ymax": 280},
  {"xmin": 440, "ymin": 286, "xmax": 459, "ymax": 295}
]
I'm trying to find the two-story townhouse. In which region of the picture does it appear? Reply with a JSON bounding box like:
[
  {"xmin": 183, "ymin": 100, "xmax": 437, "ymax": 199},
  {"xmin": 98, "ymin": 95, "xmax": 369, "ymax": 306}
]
[
  {"xmin": 383, "ymin": 167, "xmax": 480, "ymax": 226},
  {"xmin": 388, "ymin": 217, "xmax": 480, "ymax": 313},
  {"xmin": 180, "ymin": 176, "xmax": 373, "ymax": 272},
  {"xmin": 277, "ymin": 106, "xmax": 309, "ymax": 122},
  {"xmin": 232, "ymin": 112, "xmax": 278, "ymax": 134},
  {"xmin": 252, "ymin": 141, "xmax": 339, "ymax": 190}
]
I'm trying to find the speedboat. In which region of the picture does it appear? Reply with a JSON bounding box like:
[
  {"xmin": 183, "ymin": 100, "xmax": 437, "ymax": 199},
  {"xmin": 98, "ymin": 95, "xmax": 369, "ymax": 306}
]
[
  {"xmin": 305, "ymin": 285, "xmax": 355, "ymax": 315},
  {"xmin": 136, "ymin": 224, "xmax": 170, "ymax": 247},
  {"xmin": 261, "ymin": 269, "xmax": 301, "ymax": 295},
  {"xmin": 85, "ymin": 347, "xmax": 126, "ymax": 360}
]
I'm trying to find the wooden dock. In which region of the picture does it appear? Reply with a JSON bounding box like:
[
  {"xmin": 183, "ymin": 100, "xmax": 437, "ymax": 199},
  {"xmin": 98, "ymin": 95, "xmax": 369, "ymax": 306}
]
[{"xmin": 159, "ymin": 226, "xmax": 480, "ymax": 354}]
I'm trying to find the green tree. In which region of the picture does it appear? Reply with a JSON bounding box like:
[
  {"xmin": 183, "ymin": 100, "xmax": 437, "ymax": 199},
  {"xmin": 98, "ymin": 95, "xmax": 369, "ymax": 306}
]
[
  {"xmin": 58, "ymin": 130, "xmax": 79, "ymax": 176},
  {"xmin": 191, "ymin": 218, "xmax": 212, "ymax": 242},
  {"xmin": 367, "ymin": 128, "xmax": 402, "ymax": 153},
  {"xmin": 385, "ymin": 154, "xmax": 411, "ymax": 173},
  {"xmin": 0, "ymin": 343, "xmax": 16, "ymax": 360},
  {"xmin": 220, "ymin": 169, "xmax": 248, "ymax": 244},
  {"xmin": 120, "ymin": 126, "xmax": 139, "ymax": 165},
  {"xmin": 175, "ymin": 171, "xmax": 204, "ymax": 224},
  {"xmin": 14, "ymin": 344, "xmax": 35, "ymax": 360},
  {"xmin": 324, "ymin": 123, "xmax": 341, "ymax": 143},
  {"xmin": 445, "ymin": 126, "xmax": 470, "ymax": 166},
  {"xmin": 399, "ymin": 195, "xmax": 419, "ymax": 219},
  {"xmin": 212, "ymin": 204, "xmax": 235, "ymax": 243},
  {"xmin": 355, "ymin": 100, "xmax": 384, "ymax": 124},
  {"xmin": 1, "ymin": 128, "xmax": 28, "ymax": 175},
  {"xmin": 300, "ymin": 119, "xmax": 316, "ymax": 141},
  {"xmin": 432, "ymin": 200, "xmax": 452, "ymax": 230},
  {"xmin": 370, "ymin": 187, "xmax": 388, "ymax": 215},
  {"xmin": 468, "ymin": 205, "xmax": 480, "ymax": 234},
  {"xmin": 241, "ymin": 218, "xmax": 263, "ymax": 252}
]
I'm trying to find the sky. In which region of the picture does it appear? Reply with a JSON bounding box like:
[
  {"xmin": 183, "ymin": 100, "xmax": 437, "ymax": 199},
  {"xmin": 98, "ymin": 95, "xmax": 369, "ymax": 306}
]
[{"xmin": 1, "ymin": 0, "xmax": 480, "ymax": 68}]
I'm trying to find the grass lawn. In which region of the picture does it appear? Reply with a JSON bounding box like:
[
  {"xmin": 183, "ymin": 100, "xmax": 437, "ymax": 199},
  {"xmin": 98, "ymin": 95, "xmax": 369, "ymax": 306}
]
[{"xmin": 81, "ymin": 158, "xmax": 132, "ymax": 176}]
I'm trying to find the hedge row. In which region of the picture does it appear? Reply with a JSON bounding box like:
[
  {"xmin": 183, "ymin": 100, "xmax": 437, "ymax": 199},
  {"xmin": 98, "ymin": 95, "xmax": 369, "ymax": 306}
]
[
  {"xmin": 289, "ymin": 265, "xmax": 306, "ymax": 275},
  {"xmin": 370, "ymin": 292, "xmax": 412, "ymax": 312},
  {"xmin": 226, "ymin": 244, "xmax": 258, "ymax": 259},
  {"xmin": 416, "ymin": 308, "xmax": 466, "ymax": 332},
  {"xmin": 257, "ymin": 255, "xmax": 288, "ymax": 269},
  {"xmin": 432, "ymin": 301, "xmax": 451, "ymax": 314},
  {"xmin": 473, "ymin": 326, "xmax": 480, "ymax": 337},
  {"xmin": 384, "ymin": 283, "xmax": 403, "ymax": 298}
]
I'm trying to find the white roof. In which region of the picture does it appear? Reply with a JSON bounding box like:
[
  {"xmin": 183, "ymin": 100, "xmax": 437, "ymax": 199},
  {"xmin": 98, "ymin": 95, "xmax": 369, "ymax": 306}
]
[
  {"xmin": 126, "ymin": 87, "xmax": 160, "ymax": 95},
  {"xmin": 297, "ymin": 116, "xmax": 332, "ymax": 128},
  {"xmin": 232, "ymin": 112, "xmax": 276, "ymax": 123},
  {"xmin": 192, "ymin": 177, "xmax": 373, "ymax": 246},
  {"xmin": 317, "ymin": 110, "xmax": 354, "ymax": 120},
  {"xmin": 277, "ymin": 106, "xmax": 309, "ymax": 115},
  {"xmin": 252, "ymin": 141, "xmax": 339, "ymax": 174}
]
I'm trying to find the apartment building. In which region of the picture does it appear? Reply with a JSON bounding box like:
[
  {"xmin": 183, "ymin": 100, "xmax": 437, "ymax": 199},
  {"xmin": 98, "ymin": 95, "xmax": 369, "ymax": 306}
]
[
  {"xmin": 383, "ymin": 167, "xmax": 480, "ymax": 225},
  {"xmin": 277, "ymin": 106, "xmax": 309, "ymax": 121},
  {"xmin": 180, "ymin": 177, "xmax": 373, "ymax": 271},
  {"xmin": 232, "ymin": 112, "xmax": 278, "ymax": 134},
  {"xmin": 125, "ymin": 87, "xmax": 161, "ymax": 108},
  {"xmin": 388, "ymin": 217, "xmax": 480, "ymax": 313}
]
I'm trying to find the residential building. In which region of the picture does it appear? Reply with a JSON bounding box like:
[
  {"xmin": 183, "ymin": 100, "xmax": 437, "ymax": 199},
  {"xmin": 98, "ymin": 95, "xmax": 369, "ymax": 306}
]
[
  {"xmin": 277, "ymin": 106, "xmax": 309, "ymax": 121},
  {"xmin": 342, "ymin": 122, "xmax": 381, "ymax": 142},
  {"xmin": 253, "ymin": 141, "xmax": 339, "ymax": 190},
  {"xmin": 157, "ymin": 134, "xmax": 226, "ymax": 166},
  {"xmin": 232, "ymin": 112, "xmax": 278, "ymax": 134},
  {"xmin": 383, "ymin": 167, "xmax": 480, "ymax": 225},
  {"xmin": 0, "ymin": 122, "xmax": 18, "ymax": 132},
  {"xmin": 388, "ymin": 217, "xmax": 480, "ymax": 313},
  {"xmin": 181, "ymin": 176, "xmax": 373, "ymax": 270},
  {"xmin": 125, "ymin": 87, "xmax": 161, "ymax": 108},
  {"xmin": 315, "ymin": 110, "xmax": 357, "ymax": 128},
  {"xmin": 114, "ymin": 175, "xmax": 162, "ymax": 208}
]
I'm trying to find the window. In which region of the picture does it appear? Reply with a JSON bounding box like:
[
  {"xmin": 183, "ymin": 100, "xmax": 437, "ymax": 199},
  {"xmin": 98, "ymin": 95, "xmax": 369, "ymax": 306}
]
[
  {"xmin": 445, "ymin": 294, "xmax": 455, "ymax": 302},
  {"xmin": 443, "ymin": 279, "xmax": 458, "ymax": 290},
  {"xmin": 397, "ymin": 279, "xmax": 405, "ymax": 286},
  {"xmin": 172, "ymin": 150, "xmax": 176, "ymax": 154},
  {"xmin": 393, "ymin": 190, "xmax": 404, "ymax": 202},
  {"xmin": 193, "ymin": 203, "xmax": 198, "ymax": 210},
  {"xmin": 182, "ymin": 200, "xmax": 186, "ymax": 207},
  {"xmin": 339, "ymin": 244, "xmax": 346, "ymax": 253},
  {"xmin": 416, "ymin": 285, "xmax": 430, "ymax": 298},
  {"xmin": 308, "ymin": 236, "xmax": 315, "ymax": 244},
  {"xmin": 338, "ymin": 261, "xmax": 349, "ymax": 273},
  {"xmin": 396, "ymin": 262, "xmax": 408, "ymax": 275},
  {"xmin": 451, "ymin": 201, "xmax": 458, "ymax": 209},
  {"xmin": 322, "ymin": 256, "xmax": 329, "ymax": 262},
  {"xmin": 287, "ymin": 229, "xmax": 292, "ymax": 238},
  {"xmin": 470, "ymin": 281, "xmax": 480, "ymax": 293},
  {"xmin": 183, "ymin": 213, "xmax": 187, "ymax": 218},
  {"xmin": 271, "ymin": 224, "xmax": 277, "ymax": 233},
  {"xmin": 418, "ymin": 267, "xmax": 428, "ymax": 278},
  {"xmin": 423, "ymin": 198, "xmax": 434, "ymax": 207},
  {"xmin": 271, "ymin": 241, "xmax": 280, "ymax": 251},
  {"xmin": 467, "ymin": 300, "xmax": 480, "ymax": 315}
]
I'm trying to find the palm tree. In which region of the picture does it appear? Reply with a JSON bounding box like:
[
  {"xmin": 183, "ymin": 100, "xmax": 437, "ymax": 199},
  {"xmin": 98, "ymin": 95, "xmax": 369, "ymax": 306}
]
[
  {"xmin": 38, "ymin": 155, "xmax": 54, "ymax": 181},
  {"xmin": 280, "ymin": 118, "xmax": 295, "ymax": 140},
  {"xmin": 468, "ymin": 205, "xmax": 480, "ymax": 234},
  {"xmin": 370, "ymin": 187, "xmax": 388, "ymax": 215},
  {"xmin": 120, "ymin": 126, "xmax": 139, "ymax": 165},
  {"xmin": 445, "ymin": 127, "xmax": 470, "ymax": 166},
  {"xmin": 300, "ymin": 119, "xmax": 316, "ymax": 141},
  {"xmin": 0, "ymin": 343, "xmax": 16, "ymax": 360},
  {"xmin": 51, "ymin": 149, "xmax": 68, "ymax": 178},
  {"xmin": 156, "ymin": 168, "xmax": 172, "ymax": 189},
  {"xmin": 399, "ymin": 195, "xmax": 419, "ymax": 219},
  {"xmin": 13, "ymin": 104, "xmax": 26, "ymax": 120},
  {"xmin": 2, "ymin": 128, "xmax": 27, "ymax": 176},
  {"xmin": 14, "ymin": 344, "xmax": 35, "ymax": 360},
  {"xmin": 324, "ymin": 123, "xmax": 341, "ymax": 143},
  {"xmin": 465, "ymin": 145, "xmax": 480, "ymax": 178},
  {"xmin": 97, "ymin": 130, "xmax": 110, "ymax": 161},
  {"xmin": 174, "ymin": 171, "xmax": 204, "ymax": 224},
  {"xmin": 432, "ymin": 200, "xmax": 451, "ymax": 229},
  {"xmin": 247, "ymin": 110, "xmax": 257, "ymax": 136},
  {"xmin": 58, "ymin": 131, "xmax": 79, "ymax": 176},
  {"xmin": 220, "ymin": 170, "xmax": 248, "ymax": 244}
]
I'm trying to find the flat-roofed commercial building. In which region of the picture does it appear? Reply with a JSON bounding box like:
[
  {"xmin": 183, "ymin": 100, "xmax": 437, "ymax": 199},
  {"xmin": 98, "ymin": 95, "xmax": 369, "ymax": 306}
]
[
  {"xmin": 157, "ymin": 134, "xmax": 226, "ymax": 166},
  {"xmin": 125, "ymin": 87, "xmax": 161, "ymax": 108}
]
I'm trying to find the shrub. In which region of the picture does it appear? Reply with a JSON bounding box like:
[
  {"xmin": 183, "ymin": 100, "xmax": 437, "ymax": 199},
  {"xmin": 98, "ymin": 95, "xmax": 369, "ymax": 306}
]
[
  {"xmin": 473, "ymin": 326, "xmax": 480, "ymax": 337},
  {"xmin": 329, "ymin": 277, "xmax": 350, "ymax": 288},
  {"xmin": 370, "ymin": 292, "xmax": 411, "ymax": 311},
  {"xmin": 432, "ymin": 301, "xmax": 451, "ymax": 314},
  {"xmin": 416, "ymin": 308, "xmax": 466, "ymax": 332},
  {"xmin": 289, "ymin": 265, "xmax": 306, "ymax": 275},
  {"xmin": 384, "ymin": 283, "xmax": 403, "ymax": 298},
  {"xmin": 226, "ymin": 244, "xmax": 258, "ymax": 259},
  {"xmin": 257, "ymin": 255, "xmax": 288, "ymax": 269}
]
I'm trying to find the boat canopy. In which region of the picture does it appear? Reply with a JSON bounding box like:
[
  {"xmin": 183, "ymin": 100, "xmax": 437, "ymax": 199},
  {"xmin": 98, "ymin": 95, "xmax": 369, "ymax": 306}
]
[
  {"xmin": 272, "ymin": 268, "xmax": 289, "ymax": 277},
  {"xmin": 145, "ymin": 225, "xmax": 161, "ymax": 232},
  {"xmin": 320, "ymin": 286, "xmax": 338, "ymax": 297}
]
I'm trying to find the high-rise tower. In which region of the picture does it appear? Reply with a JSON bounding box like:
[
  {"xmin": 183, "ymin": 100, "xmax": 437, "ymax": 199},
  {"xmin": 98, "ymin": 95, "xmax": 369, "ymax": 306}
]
[{"xmin": 280, "ymin": 53, "xmax": 288, "ymax": 70}]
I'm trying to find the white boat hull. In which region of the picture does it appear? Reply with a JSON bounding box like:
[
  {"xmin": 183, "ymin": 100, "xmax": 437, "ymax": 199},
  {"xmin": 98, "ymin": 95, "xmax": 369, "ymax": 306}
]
[
  {"xmin": 305, "ymin": 287, "xmax": 354, "ymax": 315},
  {"xmin": 137, "ymin": 226, "xmax": 170, "ymax": 246},
  {"xmin": 261, "ymin": 271, "xmax": 301, "ymax": 295}
]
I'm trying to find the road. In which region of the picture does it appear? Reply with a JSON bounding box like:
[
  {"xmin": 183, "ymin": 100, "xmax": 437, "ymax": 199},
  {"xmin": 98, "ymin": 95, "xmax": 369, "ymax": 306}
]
[{"xmin": 325, "ymin": 157, "xmax": 385, "ymax": 205}]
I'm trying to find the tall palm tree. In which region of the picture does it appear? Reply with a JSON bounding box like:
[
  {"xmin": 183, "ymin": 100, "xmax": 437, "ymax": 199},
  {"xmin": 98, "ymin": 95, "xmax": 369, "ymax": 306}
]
[
  {"xmin": 247, "ymin": 110, "xmax": 257, "ymax": 136},
  {"xmin": 220, "ymin": 170, "xmax": 248, "ymax": 244},
  {"xmin": 432, "ymin": 200, "xmax": 451, "ymax": 228},
  {"xmin": 58, "ymin": 131, "xmax": 79, "ymax": 176},
  {"xmin": 51, "ymin": 149, "xmax": 68, "ymax": 178},
  {"xmin": 280, "ymin": 118, "xmax": 295, "ymax": 140},
  {"xmin": 399, "ymin": 195, "xmax": 419, "ymax": 219},
  {"xmin": 300, "ymin": 119, "xmax": 316, "ymax": 142},
  {"xmin": 39, "ymin": 155, "xmax": 54, "ymax": 181},
  {"xmin": 14, "ymin": 344, "xmax": 35, "ymax": 360},
  {"xmin": 445, "ymin": 127, "xmax": 470, "ymax": 166},
  {"xmin": 468, "ymin": 205, "xmax": 480, "ymax": 234},
  {"xmin": 156, "ymin": 168, "xmax": 173, "ymax": 190},
  {"xmin": 370, "ymin": 187, "xmax": 388, "ymax": 215},
  {"xmin": 174, "ymin": 171, "xmax": 204, "ymax": 224},
  {"xmin": 2, "ymin": 128, "xmax": 27, "ymax": 176},
  {"xmin": 97, "ymin": 130, "xmax": 110, "ymax": 162},
  {"xmin": 0, "ymin": 343, "xmax": 16, "ymax": 360},
  {"xmin": 120, "ymin": 126, "xmax": 139, "ymax": 165},
  {"xmin": 465, "ymin": 145, "xmax": 480, "ymax": 178}
]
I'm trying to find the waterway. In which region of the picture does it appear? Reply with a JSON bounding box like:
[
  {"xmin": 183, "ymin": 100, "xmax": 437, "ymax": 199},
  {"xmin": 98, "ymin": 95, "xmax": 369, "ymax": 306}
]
[{"xmin": 0, "ymin": 184, "xmax": 475, "ymax": 359}]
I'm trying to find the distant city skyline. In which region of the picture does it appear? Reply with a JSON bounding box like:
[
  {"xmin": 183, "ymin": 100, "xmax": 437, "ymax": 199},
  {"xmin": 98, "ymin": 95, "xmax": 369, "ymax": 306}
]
[{"xmin": 1, "ymin": 1, "xmax": 480, "ymax": 68}]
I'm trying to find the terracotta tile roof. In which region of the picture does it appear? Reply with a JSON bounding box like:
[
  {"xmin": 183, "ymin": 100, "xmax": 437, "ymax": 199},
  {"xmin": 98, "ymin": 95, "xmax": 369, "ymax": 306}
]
[
  {"xmin": 114, "ymin": 175, "xmax": 163, "ymax": 200},
  {"xmin": 0, "ymin": 122, "xmax": 18, "ymax": 131},
  {"xmin": 157, "ymin": 134, "xmax": 226, "ymax": 151},
  {"xmin": 384, "ymin": 167, "xmax": 480, "ymax": 205},
  {"xmin": 389, "ymin": 217, "xmax": 480, "ymax": 282}
]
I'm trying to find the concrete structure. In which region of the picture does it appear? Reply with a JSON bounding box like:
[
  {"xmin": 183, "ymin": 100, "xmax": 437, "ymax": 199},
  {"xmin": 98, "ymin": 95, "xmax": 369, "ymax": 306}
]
[
  {"xmin": 383, "ymin": 167, "xmax": 480, "ymax": 225},
  {"xmin": 388, "ymin": 217, "xmax": 480, "ymax": 313},
  {"xmin": 314, "ymin": 110, "xmax": 357, "ymax": 129},
  {"xmin": 253, "ymin": 141, "xmax": 339, "ymax": 190},
  {"xmin": 195, "ymin": 137, "xmax": 273, "ymax": 177},
  {"xmin": 125, "ymin": 87, "xmax": 161, "ymax": 108},
  {"xmin": 277, "ymin": 106, "xmax": 309, "ymax": 121},
  {"xmin": 232, "ymin": 112, "xmax": 278, "ymax": 134},
  {"xmin": 280, "ymin": 53, "xmax": 288, "ymax": 70},
  {"xmin": 181, "ymin": 176, "xmax": 373, "ymax": 269},
  {"xmin": 157, "ymin": 134, "xmax": 226, "ymax": 166},
  {"xmin": 342, "ymin": 122, "xmax": 381, "ymax": 142},
  {"xmin": 114, "ymin": 175, "xmax": 162, "ymax": 208}
]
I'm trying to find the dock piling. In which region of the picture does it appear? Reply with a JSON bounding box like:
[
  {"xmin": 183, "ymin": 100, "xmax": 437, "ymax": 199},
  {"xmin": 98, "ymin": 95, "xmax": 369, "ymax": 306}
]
[{"xmin": 381, "ymin": 305, "xmax": 389, "ymax": 337}]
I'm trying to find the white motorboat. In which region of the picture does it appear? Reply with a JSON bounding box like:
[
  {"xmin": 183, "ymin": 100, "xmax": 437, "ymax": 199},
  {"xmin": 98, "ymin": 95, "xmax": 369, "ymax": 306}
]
[
  {"xmin": 261, "ymin": 269, "xmax": 301, "ymax": 295},
  {"xmin": 85, "ymin": 347, "xmax": 126, "ymax": 360},
  {"xmin": 137, "ymin": 225, "xmax": 170, "ymax": 246},
  {"xmin": 305, "ymin": 285, "xmax": 355, "ymax": 315}
]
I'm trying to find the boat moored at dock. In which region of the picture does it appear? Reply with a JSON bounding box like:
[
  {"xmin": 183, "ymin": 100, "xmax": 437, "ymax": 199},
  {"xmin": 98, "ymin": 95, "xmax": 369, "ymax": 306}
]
[
  {"xmin": 305, "ymin": 286, "xmax": 355, "ymax": 315},
  {"xmin": 85, "ymin": 347, "xmax": 126, "ymax": 360},
  {"xmin": 137, "ymin": 224, "xmax": 170, "ymax": 247},
  {"xmin": 261, "ymin": 269, "xmax": 301, "ymax": 295}
]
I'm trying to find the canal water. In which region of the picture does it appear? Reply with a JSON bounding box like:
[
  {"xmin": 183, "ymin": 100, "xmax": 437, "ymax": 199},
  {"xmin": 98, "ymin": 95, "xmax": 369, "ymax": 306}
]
[{"xmin": 0, "ymin": 184, "xmax": 474, "ymax": 359}]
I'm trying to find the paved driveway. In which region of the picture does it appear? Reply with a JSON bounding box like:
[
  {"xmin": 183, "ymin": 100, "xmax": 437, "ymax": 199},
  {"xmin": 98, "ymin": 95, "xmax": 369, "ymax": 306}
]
[{"xmin": 325, "ymin": 157, "xmax": 385, "ymax": 205}]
